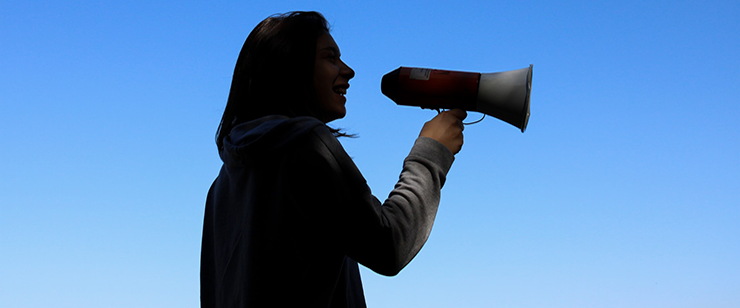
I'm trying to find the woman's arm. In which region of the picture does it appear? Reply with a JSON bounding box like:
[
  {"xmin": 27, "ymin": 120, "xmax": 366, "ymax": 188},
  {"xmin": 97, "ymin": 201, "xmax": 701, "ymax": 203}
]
[{"xmin": 288, "ymin": 116, "xmax": 459, "ymax": 276}]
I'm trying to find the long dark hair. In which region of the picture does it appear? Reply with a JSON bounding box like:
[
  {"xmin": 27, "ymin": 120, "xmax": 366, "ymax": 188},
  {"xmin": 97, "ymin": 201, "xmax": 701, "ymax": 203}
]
[{"xmin": 216, "ymin": 11, "xmax": 332, "ymax": 151}]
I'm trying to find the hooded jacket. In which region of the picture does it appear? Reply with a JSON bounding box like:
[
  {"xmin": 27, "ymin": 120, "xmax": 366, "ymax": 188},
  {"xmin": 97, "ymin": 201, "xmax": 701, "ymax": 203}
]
[{"xmin": 201, "ymin": 115, "xmax": 454, "ymax": 308}]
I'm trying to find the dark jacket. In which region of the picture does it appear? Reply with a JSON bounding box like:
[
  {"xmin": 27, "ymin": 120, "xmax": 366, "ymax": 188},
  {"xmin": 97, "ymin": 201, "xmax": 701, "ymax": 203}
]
[{"xmin": 201, "ymin": 115, "xmax": 454, "ymax": 307}]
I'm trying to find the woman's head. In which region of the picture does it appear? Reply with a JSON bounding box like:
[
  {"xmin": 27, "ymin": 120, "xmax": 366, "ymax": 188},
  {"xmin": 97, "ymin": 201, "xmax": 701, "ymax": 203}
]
[
  {"xmin": 312, "ymin": 32, "xmax": 355, "ymax": 123},
  {"xmin": 217, "ymin": 11, "xmax": 354, "ymax": 149}
]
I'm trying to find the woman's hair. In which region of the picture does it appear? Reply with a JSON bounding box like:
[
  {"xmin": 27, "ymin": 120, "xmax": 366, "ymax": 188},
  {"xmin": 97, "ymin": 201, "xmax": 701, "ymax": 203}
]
[{"xmin": 216, "ymin": 11, "xmax": 331, "ymax": 150}]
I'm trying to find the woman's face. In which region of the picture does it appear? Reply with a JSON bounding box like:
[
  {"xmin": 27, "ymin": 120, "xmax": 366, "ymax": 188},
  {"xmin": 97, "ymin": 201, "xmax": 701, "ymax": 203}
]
[{"xmin": 313, "ymin": 33, "xmax": 355, "ymax": 123}]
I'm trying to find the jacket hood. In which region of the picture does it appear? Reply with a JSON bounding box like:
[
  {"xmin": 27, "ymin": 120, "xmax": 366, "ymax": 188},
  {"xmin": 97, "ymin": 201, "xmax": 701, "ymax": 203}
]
[{"xmin": 220, "ymin": 115, "xmax": 325, "ymax": 167}]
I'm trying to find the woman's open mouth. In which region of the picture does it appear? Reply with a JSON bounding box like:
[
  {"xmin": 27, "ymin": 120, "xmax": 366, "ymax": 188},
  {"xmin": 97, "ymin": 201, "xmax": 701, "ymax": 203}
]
[{"xmin": 333, "ymin": 85, "xmax": 348, "ymax": 96}]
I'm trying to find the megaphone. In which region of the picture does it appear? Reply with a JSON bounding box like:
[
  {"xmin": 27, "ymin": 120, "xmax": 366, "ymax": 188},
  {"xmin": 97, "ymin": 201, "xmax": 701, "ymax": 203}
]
[{"xmin": 381, "ymin": 65, "xmax": 533, "ymax": 132}]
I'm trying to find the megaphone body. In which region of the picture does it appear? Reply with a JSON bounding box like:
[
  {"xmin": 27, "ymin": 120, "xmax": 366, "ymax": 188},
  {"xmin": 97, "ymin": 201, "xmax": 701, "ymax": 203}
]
[{"xmin": 381, "ymin": 65, "xmax": 533, "ymax": 132}]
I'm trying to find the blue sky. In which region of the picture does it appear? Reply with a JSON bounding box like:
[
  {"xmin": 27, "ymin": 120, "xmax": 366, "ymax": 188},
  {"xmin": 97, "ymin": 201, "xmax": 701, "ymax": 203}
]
[{"xmin": 1, "ymin": 1, "xmax": 738, "ymax": 307}]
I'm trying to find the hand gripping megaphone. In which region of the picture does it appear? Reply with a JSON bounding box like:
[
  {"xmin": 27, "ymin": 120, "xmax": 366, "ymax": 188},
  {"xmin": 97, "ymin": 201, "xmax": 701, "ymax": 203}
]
[{"xmin": 381, "ymin": 65, "xmax": 533, "ymax": 132}]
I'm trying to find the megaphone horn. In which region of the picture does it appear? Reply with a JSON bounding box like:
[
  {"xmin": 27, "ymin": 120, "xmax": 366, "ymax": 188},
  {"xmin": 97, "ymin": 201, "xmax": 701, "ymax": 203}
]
[{"xmin": 381, "ymin": 65, "xmax": 533, "ymax": 132}]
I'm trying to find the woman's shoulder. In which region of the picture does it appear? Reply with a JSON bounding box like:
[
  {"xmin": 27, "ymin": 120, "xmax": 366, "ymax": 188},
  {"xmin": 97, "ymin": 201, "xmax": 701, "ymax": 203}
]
[
  {"xmin": 287, "ymin": 119, "xmax": 362, "ymax": 179},
  {"xmin": 301, "ymin": 122, "xmax": 350, "ymax": 161}
]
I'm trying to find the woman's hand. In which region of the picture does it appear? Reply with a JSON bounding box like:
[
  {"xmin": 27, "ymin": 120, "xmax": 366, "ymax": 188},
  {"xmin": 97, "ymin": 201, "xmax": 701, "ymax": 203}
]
[{"xmin": 419, "ymin": 109, "xmax": 467, "ymax": 155}]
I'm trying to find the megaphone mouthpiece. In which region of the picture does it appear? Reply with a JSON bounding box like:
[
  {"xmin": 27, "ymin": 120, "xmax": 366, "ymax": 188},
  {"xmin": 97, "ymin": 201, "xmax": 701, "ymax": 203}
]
[{"xmin": 380, "ymin": 68, "xmax": 400, "ymax": 101}]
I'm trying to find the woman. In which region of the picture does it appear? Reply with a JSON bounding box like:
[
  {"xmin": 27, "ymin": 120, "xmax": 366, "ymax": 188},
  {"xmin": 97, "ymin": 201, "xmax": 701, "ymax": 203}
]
[{"xmin": 201, "ymin": 11, "xmax": 466, "ymax": 308}]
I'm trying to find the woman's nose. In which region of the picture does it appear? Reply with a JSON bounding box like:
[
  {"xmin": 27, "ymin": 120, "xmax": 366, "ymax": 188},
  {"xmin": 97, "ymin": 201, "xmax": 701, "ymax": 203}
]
[{"xmin": 341, "ymin": 60, "xmax": 355, "ymax": 80}]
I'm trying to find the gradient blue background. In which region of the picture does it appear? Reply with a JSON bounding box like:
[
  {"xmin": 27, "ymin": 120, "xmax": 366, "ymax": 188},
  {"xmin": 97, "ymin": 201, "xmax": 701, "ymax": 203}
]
[{"xmin": 2, "ymin": 1, "xmax": 738, "ymax": 307}]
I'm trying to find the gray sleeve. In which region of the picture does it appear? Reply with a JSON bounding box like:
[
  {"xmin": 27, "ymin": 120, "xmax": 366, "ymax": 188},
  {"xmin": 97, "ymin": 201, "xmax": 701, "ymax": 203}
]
[
  {"xmin": 406, "ymin": 136, "xmax": 455, "ymax": 176},
  {"xmin": 364, "ymin": 136, "xmax": 453, "ymax": 274}
]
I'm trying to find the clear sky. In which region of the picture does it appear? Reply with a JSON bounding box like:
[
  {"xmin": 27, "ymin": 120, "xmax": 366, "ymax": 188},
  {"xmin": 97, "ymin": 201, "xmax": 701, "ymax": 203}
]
[{"xmin": 1, "ymin": 1, "xmax": 738, "ymax": 307}]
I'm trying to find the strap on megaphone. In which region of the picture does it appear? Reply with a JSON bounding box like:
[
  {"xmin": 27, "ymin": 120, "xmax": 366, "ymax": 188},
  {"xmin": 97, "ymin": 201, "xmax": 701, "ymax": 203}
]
[{"xmin": 435, "ymin": 109, "xmax": 486, "ymax": 125}]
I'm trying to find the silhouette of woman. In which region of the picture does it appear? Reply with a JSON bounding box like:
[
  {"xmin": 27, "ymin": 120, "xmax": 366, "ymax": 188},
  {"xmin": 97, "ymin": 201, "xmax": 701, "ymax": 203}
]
[{"xmin": 201, "ymin": 11, "xmax": 466, "ymax": 308}]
